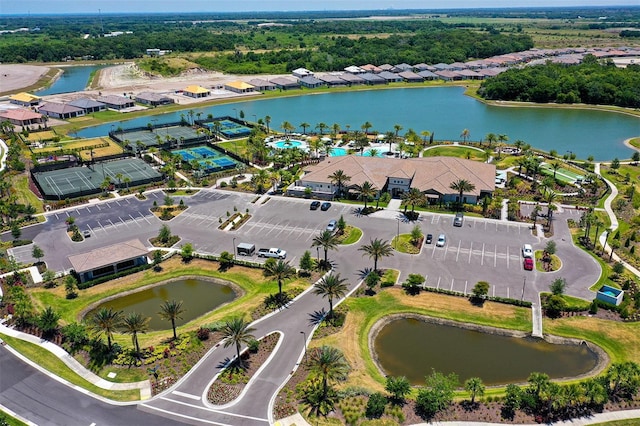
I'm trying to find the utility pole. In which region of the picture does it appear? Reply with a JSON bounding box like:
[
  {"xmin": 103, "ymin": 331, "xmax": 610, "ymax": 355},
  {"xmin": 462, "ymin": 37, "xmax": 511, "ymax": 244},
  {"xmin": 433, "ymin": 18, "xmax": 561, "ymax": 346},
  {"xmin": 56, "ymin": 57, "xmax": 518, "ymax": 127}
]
[{"xmin": 521, "ymin": 276, "xmax": 526, "ymax": 301}]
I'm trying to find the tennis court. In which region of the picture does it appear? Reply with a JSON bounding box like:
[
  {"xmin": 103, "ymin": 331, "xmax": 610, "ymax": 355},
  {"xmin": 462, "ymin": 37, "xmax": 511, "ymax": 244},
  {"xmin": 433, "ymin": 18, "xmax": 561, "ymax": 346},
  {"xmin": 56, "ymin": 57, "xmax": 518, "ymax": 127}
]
[
  {"xmin": 33, "ymin": 158, "xmax": 163, "ymax": 200},
  {"xmin": 173, "ymin": 145, "xmax": 240, "ymax": 173},
  {"xmin": 540, "ymin": 163, "xmax": 584, "ymax": 184},
  {"xmin": 115, "ymin": 125, "xmax": 202, "ymax": 147}
]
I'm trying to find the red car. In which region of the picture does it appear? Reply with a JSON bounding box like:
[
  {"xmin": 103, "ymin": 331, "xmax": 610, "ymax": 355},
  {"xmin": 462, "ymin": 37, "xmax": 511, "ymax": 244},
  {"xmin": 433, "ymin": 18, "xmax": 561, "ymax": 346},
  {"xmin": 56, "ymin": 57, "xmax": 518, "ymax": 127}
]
[{"xmin": 523, "ymin": 257, "xmax": 534, "ymax": 271}]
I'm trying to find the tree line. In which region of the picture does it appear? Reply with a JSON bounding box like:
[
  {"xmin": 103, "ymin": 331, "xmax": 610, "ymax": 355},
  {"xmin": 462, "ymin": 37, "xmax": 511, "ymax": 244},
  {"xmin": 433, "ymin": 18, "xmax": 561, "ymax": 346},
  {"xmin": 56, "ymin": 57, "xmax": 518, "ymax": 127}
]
[{"xmin": 478, "ymin": 55, "xmax": 640, "ymax": 108}]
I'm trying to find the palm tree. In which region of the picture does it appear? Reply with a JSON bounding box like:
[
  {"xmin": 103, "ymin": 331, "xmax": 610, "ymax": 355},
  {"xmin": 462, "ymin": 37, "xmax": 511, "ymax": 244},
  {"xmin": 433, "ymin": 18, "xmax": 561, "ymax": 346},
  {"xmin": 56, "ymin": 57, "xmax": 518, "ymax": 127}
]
[
  {"xmin": 331, "ymin": 123, "xmax": 341, "ymax": 141},
  {"xmin": 281, "ymin": 121, "xmax": 294, "ymax": 137},
  {"xmin": 551, "ymin": 161, "xmax": 561, "ymax": 180},
  {"xmin": 401, "ymin": 188, "xmax": 427, "ymax": 214},
  {"xmin": 264, "ymin": 259, "xmax": 296, "ymax": 298},
  {"xmin": 393, "ymin": 124, "xmax": 403, "ymax": 140},
  {"xmin": 460, "ymin": 128, "xmax": 470, "ymax": 143},
  {"xmin": 221, "ymin": 317, "xmax": 256, "ymax": 368},
  {"xmin": 484, "ymin": 132, "xmax": 498, "ymax": 149},
  {"xmin": 309, "ymin": 345, "xmax": 349, "ymax": 398},
  {"xmin": 449, "ymin": 179, "xmax": 476, "ymax": 207},
  {"xmin": 421, "ymin": 130, "xmax": 431, "ymax": 145},
  {"xmin": 158, "ymin": 300, "xmax": 185, "ymax": 340},
  {"xmin": 264, "ymin": 115, "xmax": 271, "ymax": 134},
  {"xmin": 359, "ymin": 238, "xmax": 394, "ymax": 271},
  {"xmin": 361, "ymin": 121, "xmax": 373, "ymax": 134},
  {"xmin": 121, "ymin": 312, "xmax": 150, "ymax": 354},
  {"xmin": 464, "ymin": 377, "xmax": 485, "ymax": 404},
  {"xmin": 316, "ymin": 122, "xmax": 328, "ymax": 135},
  {"xmin": 353, "ymin": 181, "xmax": 377, "ymax": 209},
  {"xmin": 313, "ymin": 273, "xmax": 348, "ymax": 318},
  {"xmin": 299, "ymin": 122, "xmax": 310, "ymax": 134},
  {"xmin": 312, "ymin": 230, "xmax": 340, "ymax": 265},
  {"xmin": 328, "ymin": 169, "xmax": 351, "ymax": 199},
  {"xmin": 90, "ymin": 308, "xmax": 123, "ymax": 350}
]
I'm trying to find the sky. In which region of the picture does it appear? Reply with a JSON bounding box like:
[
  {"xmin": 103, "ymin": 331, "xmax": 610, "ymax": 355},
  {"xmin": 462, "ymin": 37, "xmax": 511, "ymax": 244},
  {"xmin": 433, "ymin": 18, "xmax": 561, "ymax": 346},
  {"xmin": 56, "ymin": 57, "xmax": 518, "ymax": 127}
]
[{"xmin": 2, "ymin": 0, "xmax": 639, "ymax": 15}]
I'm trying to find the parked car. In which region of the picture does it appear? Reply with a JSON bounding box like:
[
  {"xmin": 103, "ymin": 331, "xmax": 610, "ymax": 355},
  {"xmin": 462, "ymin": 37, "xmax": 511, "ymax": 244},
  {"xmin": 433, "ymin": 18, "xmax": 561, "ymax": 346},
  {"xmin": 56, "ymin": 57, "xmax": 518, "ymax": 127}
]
[
  {"xmin": 522, "ymin": 244, "xmax": 533, "ymax": 258},
  {"xmin": 310, "ymin": 201, "xmax": 321, "ymax": 210},
  {"xmin": 453, "ymin": 212, "xmax": 464, "ymax": 227},
  {"xmin": 257, "ymin": 248, "xmax": 287, "ymax": 259},
  {"xmin": 237, "ymin": 243, "xmax": 256, "ymax": 256},
  {"xmin": 321, "ymin": 202, "xmax": 332, "ymax": 211},
  {"xmin": 426, "ymin": 234, "xmax": 433, "ymax": 244},
  {"xmin": 326, "ymin": 219, "xmax": 338, "ymax": 232},
  {"xmin": 523, "ymin": 257, "xmax": 534, "ymax": 271},
  {"xmin": 436, "ymin": 234, "xmax": 446, "ymax": 247},
  {"xmin": 83, "ymin": 230, "xmax": 91, "ymax": 238}
]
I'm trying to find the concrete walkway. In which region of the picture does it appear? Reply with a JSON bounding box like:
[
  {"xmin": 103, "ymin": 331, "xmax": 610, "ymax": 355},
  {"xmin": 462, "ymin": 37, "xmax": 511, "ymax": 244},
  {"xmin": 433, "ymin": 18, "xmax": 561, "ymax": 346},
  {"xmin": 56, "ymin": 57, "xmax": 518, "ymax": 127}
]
[
  {"xmin": 531, "ymin": 294, "xmax": 544, "ymax": 338},
  {"xmin": 500, "ymin": 198, "xmax": 509, "ymax": 221}
]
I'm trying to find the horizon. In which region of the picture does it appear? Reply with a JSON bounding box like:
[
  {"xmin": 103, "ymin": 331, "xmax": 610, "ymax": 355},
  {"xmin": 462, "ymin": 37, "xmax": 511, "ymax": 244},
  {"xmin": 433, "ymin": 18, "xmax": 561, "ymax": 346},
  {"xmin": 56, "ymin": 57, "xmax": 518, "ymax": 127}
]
[{"xmin": 2, "ymin": 1, "xmax": 639, "ymax": 15}]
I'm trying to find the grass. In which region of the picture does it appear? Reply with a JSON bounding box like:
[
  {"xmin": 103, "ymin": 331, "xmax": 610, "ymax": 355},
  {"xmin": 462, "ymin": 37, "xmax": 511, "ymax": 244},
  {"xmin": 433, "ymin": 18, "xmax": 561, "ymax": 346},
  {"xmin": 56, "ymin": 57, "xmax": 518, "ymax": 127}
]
[
  {"xmin": 541, "ymin": 291, "xmax": 591, "ymax": 310},
  {"xmin": 27, "ymin": 257, "xmax": 311, "ymax": 349},
  {"xmin": 9, "ymin": 173, "xmax": 44, "ymax": 213},
  {"xmin": 338, "ymin": 226, "xmax": 363, "ymax": 245},
  {"xmin": 534, "ymin": 250, "xmax": 561, "ymax": 272},
  {"xmin": 381, "ymin": 269, "xmax": 399, "ymax": 286},
  {"xmin": 629, "ymin": 138, "xmax": 640, "ymax": 150},
  {"xmin": 391, "ymin": 234, "xmax": 421, "ymax": 254},
  {"xmin": 217, "ymin": 138, "xmax": 249, "ymax": 158},
  {"xmin": 589, "ymin": 421, "xmax": 640, "ymax": 426},
  {"xmin": 0, "ymin": 410, "xmax": 28, "ymax": 426},
  {"xmin": 422, "ymin": 145, "xmax": 486, "ymax": 161},
  {"xmin": 0, "ymin": 333, "xmax": 141, "ymax": 402}
]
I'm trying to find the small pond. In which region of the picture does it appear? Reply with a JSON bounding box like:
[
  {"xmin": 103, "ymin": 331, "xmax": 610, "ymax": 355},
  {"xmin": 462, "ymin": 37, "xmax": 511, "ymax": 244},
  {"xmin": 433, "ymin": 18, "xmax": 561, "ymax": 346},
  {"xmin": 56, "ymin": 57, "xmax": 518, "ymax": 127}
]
[
  {"xmin": 84, "ymin": 278, "xmax": 237, "ymax": 331},
  {"xmin": 373, "ymin": 317, "xmax": 600, "ymax": 386}
]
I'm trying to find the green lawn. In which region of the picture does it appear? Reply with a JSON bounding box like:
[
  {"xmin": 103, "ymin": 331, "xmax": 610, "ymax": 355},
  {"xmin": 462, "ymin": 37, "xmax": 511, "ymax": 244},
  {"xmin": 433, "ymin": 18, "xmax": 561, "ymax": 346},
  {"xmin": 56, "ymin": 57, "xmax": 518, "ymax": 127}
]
[
  {"xmin": 392, "ymin": 234, "xmax": 421, "ymax": 254},
  {"xmin": 422, "ymin": 145, "xmax": 486, "ymax": 161},
  {"xmin": 0, "ymin": 410, "xmax": 28, "ymax": 426},
  {"xmin": 338, "ymin": 226, "xmax": 363, "ymax": 245}
]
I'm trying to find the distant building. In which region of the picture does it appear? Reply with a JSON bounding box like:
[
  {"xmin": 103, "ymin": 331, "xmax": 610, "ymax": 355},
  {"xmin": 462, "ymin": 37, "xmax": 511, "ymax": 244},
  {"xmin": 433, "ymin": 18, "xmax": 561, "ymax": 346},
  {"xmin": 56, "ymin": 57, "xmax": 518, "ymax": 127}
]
[
  {"xmin": 223, "ymin": 81, "xmax": 255, "ymax": 94},
  {"xmin": 183, "ymin": 85, "xmax": 211, "ymax": 98},
  {"xmin": 9, "ymin": 92, "xmax": 40, "ymax": 107},
  {"xmin": 359, "ymin": 72, "xmax": 387, "ymax": 85},
  {"xmin": 68, "ymin": 239, "xmax": 149, "ymax": 283},
  {"xmin": 377, "ymin": 71, "xmax": 403, "ymax": 83},
  {"xmin": 68, "ymin": 98, "xmax": 106, "ymax": 113},
  {"xmin": 145, "ymin": 48, "xmax": 172, "ymax": 56},
  {"xmin": 97, "ymin": 95, "xmax": 135, "ymax": 110},
  {"xmin": 38, "ymin": 102, "xmax": 85, "ymax": 119},
  {"xmin": 292, "ymin": 68, "xmax": 314, "ymax": 78},
  {"xmin": 0, "ymin": 108, "xmax": 43, "ymax": 126},
  {"xmin": 135, "ymin": 92, "xmax": 175, "ymax": 106},
  {"xmin": 269, "ymin": 77, "xmax": 300, "ymax": 90},
  {"xmin": 299, "ymin": 76, "xmax": 325, "ymax": 89},
  {"xmin": 248, "ymin": 78, "xmax": 277, "ymax": 91},
  {"xmin": 398, "ymin": 71, "xmax": 424, "ymax": 83}
]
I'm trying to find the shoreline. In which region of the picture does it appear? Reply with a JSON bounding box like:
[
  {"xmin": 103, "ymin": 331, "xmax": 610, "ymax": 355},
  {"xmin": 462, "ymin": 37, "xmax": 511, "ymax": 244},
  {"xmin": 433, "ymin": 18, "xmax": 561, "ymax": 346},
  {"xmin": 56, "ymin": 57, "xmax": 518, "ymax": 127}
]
[{"xmin": 368, "ymin": 312, "xmax": 609, "ymax": 389}]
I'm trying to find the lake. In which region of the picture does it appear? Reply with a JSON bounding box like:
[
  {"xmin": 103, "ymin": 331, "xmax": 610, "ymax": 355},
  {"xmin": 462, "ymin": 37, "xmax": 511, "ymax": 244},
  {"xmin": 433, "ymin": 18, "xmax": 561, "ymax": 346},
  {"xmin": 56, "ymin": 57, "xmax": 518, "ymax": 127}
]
[
  {"xmin": 76, "ymin": 86, "xmax": 639, "ymax": 160},
  {"xmin": 36, "ymin": 65, "xmax": 106, "ymax": 96}
]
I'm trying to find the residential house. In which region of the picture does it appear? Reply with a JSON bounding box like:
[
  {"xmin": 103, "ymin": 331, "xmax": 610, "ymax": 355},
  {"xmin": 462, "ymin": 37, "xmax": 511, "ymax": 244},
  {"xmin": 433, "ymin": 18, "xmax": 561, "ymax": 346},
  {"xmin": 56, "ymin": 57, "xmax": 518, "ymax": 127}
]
[
  {"xmin": 135, "ymin": 92, "xmax": 175, "ymax": 106},
  {"xmin": 224, "ymin": 81, "xmax": 255, "ymax": 94},
  {"xmin": 247, "ymin": 78, "xmax": 277, "ymax": 91},
  {"xmin": 0, "ymin": 108, "xmax": 43, "ymax": 126},
  {"xmin": 182, "ymin": 85, "xmax": 210, "ymax": 98},
  {"xmin": 299, "ymin": 76, "xmax": 325, "ymax": 89},
  {"xmin": 38, "ymin": 102, "xmax": 84, "ymax": 119},
  {"xmin": 97, "ymin": 95, "xmax": 135, "ymax": 110},
  {"xmin": 269, "ymin": 77, "xmax": 300, "ymax": 90},
  {"xmin": 68, "ymin": 98, "xmax": 106, "ymax": 113},
  {"xmin": 9, "ymin": 92, "xmax": 40, "ymax": 107}
]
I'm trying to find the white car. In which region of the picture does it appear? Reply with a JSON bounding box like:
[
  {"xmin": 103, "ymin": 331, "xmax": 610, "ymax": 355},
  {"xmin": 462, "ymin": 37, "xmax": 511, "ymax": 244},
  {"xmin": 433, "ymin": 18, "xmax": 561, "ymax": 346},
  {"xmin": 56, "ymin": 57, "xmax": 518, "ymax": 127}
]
[
  {"xmin": 326, "ymin": 219, "xmax": 337, "ymax": 232},
  {"xmin": 522, "ymin": 244, "xmax": 533, "ymax": 258},
  {"xmin": 436, "ymin": 234, "xmax": 446, "ymax": 247}
]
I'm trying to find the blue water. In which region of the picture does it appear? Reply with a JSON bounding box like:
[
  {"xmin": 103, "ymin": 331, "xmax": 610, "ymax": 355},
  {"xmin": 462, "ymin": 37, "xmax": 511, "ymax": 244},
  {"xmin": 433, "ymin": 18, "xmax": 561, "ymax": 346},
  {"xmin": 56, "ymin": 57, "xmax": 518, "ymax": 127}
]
[
  {"xmin": 35, "ymin": 65, "xmax": 106, "ymax": 96},
  {"xmin": 75, "ymin": 87, "xmax": 640, "ymax": 160},
  {"xmin": 360, "ymin": 149, "xmax": 387, "ymax": 158},
  {"xmin": 330, "ymin": 147, "xmax": 348, "ymax": 156},
  {"xmin": 272, "ymin": 139, "xmax": 304, "ymax": 148}
]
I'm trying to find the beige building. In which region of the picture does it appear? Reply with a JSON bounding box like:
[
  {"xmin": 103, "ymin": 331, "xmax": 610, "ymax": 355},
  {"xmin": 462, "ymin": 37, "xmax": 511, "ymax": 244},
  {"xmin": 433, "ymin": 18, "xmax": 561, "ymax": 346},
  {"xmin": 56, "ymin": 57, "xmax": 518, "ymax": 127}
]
[{"xmin": 293, "ymin": 155, "xmax": 495, "ymax": 203}]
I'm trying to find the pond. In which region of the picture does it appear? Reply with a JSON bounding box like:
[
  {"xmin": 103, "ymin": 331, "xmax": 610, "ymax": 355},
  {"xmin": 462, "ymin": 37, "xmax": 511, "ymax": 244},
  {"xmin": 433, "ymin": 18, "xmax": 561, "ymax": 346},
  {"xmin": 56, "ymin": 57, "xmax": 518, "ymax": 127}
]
[
  {"xmin": 373, "ymin": 317, "xmax": 600, "ymax": 386},
  {"xmin": 36, "ymin": 65, "xmax": 106, "ymax": 96},
  {"xmin": 75, "ymin": 86, "xmax": 639, "ymax": 160},
  {"xmin": 84, "ymin": 278, "xmax": 237, "ymax": 331}
]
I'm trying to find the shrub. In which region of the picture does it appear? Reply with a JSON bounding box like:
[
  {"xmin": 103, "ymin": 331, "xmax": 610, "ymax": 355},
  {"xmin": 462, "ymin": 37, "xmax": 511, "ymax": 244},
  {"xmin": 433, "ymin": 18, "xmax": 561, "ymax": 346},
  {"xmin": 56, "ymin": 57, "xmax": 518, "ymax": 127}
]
[
  {"xmin": 365, "ymin": 392, "xmax": 387, "ymax": 419},
  {"xmin": 248, "ymin": 339, "xmax": 260, "ymax": 353},
  {"xmin": 196, "ymin": 327, "xmax": 210, "ymax": 341}
]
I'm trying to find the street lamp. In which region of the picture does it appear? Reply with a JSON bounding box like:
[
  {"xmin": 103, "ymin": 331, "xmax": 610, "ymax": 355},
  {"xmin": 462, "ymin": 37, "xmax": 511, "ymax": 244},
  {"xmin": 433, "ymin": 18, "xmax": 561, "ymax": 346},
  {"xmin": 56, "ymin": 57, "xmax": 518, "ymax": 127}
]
[
  {"xmin": 300, "ymin": 331, "xmax": 307, "ymax": 364},
  {"xmin": 521, "ymin": 276, "xmax": 526, "ymax": 301},
  {"xmin": 232, "ymin": 237, "xmax": 236, "ymax": 260}
]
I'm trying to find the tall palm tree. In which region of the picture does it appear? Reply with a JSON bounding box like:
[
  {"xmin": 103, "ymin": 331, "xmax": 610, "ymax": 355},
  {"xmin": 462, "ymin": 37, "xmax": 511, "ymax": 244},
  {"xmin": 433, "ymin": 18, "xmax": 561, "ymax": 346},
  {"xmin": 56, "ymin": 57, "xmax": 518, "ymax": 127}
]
[
  {"xmin": 264, "ymin": 259, "xmax": 296, "ymax": 298},
  {"xmin": 264, "ymin": 115, "xmax": 271, "ymax": 134},
  {"xmin": 328, "ymin": 169, "xmax": 351, "ymax": 199},
  {"xmin": 299, "ymin": 122, "xmax": 310, "ymax": 134},
  {"xmin": 460, "ymin": 128, "xmax": 470, "ymax": 143},
  {"xmin": 421, "ymin": 130, "xmax": 431, "ymax": 145},
  {"xmin": 311, "ymin": 230, "xmax": 340, "ymax": 264},
  {"xmin": 359, "ymin": 238, "xmax": 394, "ymax": 271},
  {"xmin": 551, "ymin": 161, "xmax": 561, "ymax": 180},
  {"xmin": 450, "ymin": 179, "xmax": 476, "ymax": 207},
  {"xmin": 90, "ymin": 308, "xmax": 123, "ymax": 350},
  {"xmin": 331, "ymin": 123, "xmax": 341, "ymax": 141},
  {"xmin": 361, "ymin": 121, "xmax": 373, "ymax": 134},
  {"xmin": 121, "ymin": 312, "xmax": 150, "ymax": 354},
  {"xmin": 401, "ymin": 188, "xmax": 427, "ymax": 214},
  {"xmin": 281, "ymin": 121, "xmax": 294, "ymax": 137},
  {"xmin": 544, "ymin": 190, "xmax": 557, "ymax": 227},
  {"xmin": 309, "ymin": 345, "xmax": 349, "ymax": 398},
  {"xmin": 221, "ymin": 317, "xmax": 256, "ymax": 367},
  {"xmin": 313, "ymin": 273, "xmax": 348, "ymax": 318},
  {"xmin": 158, "ymin": 300, "xmax": 185, "ymax": 340},
  {"xmin": 393, "ymin": 124, "xmax": 403, "ymax": 140},
  {"xmin": 353, "ymin": 181, "xmax": 377, "ymax": 209},
  {"xmin": 316, "ymin": 122, "xmax": 328, "ymax": 135},
  {"xmin": 484, "ymin": 132, "xmax": 498, "ymax": 149}
]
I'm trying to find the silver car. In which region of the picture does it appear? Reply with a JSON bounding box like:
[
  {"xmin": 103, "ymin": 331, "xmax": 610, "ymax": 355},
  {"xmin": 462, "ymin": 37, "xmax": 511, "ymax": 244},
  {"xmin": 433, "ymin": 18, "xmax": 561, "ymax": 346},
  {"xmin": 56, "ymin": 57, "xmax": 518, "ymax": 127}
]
[
  {"xmin": 326, "ymin": 219, "xmax": 337, "ymax": 232},
  {"xmin": 436, "ymin": 234, "xmax": 446, "ymax": 247}
]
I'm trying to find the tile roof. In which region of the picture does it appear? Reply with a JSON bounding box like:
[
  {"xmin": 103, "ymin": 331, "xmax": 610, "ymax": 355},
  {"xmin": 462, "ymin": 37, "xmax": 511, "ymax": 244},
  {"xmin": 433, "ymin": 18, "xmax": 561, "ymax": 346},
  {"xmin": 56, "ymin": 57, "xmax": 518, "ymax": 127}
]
[
  {"xmin": 68, "ymin": 239, "xmax": 149, "ymax": 274},
  {"xmin": 39, "ymin": 102, "xmax": 84, "ymax": 115},
  {"xmin": 183, "ymin": 85, "xmax": 210, "ymax": 94},
  {"xmin": 68, "ymin": 98, "xmax": 106, "ymax": 109},
  {"xmin": 224, "ymin": 81, "xmax": 255, "ymax": 90},
  {"xmin": 9, "ymin": 92, "xmax": 40, "ymax": 102},
  {"xmin": 0, "ymin": 108, "xmax": 42, "ymax": 121}
]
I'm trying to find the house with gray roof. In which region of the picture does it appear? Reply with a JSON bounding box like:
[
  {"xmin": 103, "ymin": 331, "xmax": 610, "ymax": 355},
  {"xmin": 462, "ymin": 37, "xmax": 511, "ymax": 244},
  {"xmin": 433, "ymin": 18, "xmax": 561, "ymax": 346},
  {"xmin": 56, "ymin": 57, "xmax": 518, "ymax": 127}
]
[
  {"xmin": 338, "ymin": 73, "xmax": 365, "ymax": 85},
  {"xmin": 398, "ymin": 71, "xmax": 424, "ymax": 83},
  {"xmin": 292, "ymin": 68, "xmax": 314, "ymax": 78},
  {"xmin": 68, "ymin": 239, "xmax": 149, "ymax": 283},
  {"xmin": 435, "ymin": 70, "xmax": 463, "ymax": 81},
  {"xmin": 38, "ymin": 102, "xmax": 84, "ymax": 119},
  {"xmin": 270, "ymin": 77, "xmax": 300, "ymax": 90},
  {"xmin": 318, "ymin": 74, "xmax": 349, "ymax": 87},
  {"xmin": 248, "ymin": 78, "xmax": 277, "ymax": 91},
  {"xmin": 413, "ymin": 63, "xmax": 434, "ymax": 71},
  {"xmin": 377, "ymin": 71, "xmax": 403, "ymax": 83},
  {"xmin": 299, "ymin": 76, "xmax": 325, "ymax": 89},
  {"xmin": 135, "ymin": 92, "xmax": 175, "ymax": 106},
  {"xmin": 97, "ymin": 95, "xmax": 135, "ymax": 110},
  {"xmin": 359, "ymin": 73, "xmax": 387, "ymax": 85},
  {"xmin": 68, "ymin": 98, "xmax": 106, "ymax": 113},
  {"xmin": 433, "ymin": 63, "xmax": 455, "ymax": 71},
  {"xmin": 378, "ymin": 64, "xmax": 396, "ymax": 72},
  {"xmin": 394, "ymin": 63, "xmax": 414, "ymax": 72},
  {"xmin": 456, "ymin": 69, "xmax": 484, "ymax": 80},
  {"xmin": 417, "ymin": 70, "xmax": 438, "ymax": 80}
]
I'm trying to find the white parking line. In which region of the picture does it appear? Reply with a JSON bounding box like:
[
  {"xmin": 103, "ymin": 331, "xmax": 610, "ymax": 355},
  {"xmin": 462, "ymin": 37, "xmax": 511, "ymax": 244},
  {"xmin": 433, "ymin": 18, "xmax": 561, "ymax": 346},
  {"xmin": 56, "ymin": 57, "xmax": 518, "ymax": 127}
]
[
  {"xmin": 450, "ymin": 278, "xmax": 454, "ymax": 291},
  {"xmin": 494, "ymin": 245, "xmax": 498, "ymax": 267},
  {"xmin": 464, "ymin": 280, "xmax": 468, "ymax": 294},
  {"xmin": 481, "ymin": 243, "xmax": 485, "ymax": 266},
  {"xmin": 507, "ymin": 246, "xmax": 510, "ymax": 268},
  {"xmin": 119, "ymin": 217, "xmax": 128, "ymax": 227},
  {"xmin": 436, "ymin": 276, "xmax": 441, "ymax": 289},
  {"xmin": 456, "ymin": 240, "xmax": 461, "ymax": 262},
  {"xmin": 468, "ymin": 242, "xmax": 473, "ymax": 263}
]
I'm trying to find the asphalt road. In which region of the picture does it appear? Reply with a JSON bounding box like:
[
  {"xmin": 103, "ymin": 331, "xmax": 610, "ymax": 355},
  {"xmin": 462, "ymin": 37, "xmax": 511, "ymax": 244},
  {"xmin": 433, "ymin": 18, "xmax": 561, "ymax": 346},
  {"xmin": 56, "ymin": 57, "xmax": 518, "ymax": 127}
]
[{"xmin": 0, "ymin": 189, "xmax": 602, "ymax": 425}]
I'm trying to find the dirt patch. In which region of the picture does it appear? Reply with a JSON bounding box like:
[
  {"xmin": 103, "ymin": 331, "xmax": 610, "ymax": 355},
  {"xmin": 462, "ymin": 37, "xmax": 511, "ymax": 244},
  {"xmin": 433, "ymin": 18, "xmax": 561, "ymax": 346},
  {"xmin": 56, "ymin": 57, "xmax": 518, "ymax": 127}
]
[{"xmin": 0, "ymin": 64, "xmax": 51, "ymax": 93}]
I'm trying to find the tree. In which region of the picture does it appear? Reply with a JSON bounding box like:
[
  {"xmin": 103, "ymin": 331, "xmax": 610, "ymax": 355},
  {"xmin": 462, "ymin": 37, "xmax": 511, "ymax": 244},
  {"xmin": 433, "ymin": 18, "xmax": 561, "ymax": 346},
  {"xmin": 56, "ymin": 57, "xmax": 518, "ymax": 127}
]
[
  {"xmin": 337, "ymin": 215, "xmax": 347, "ymax": 235},
  {"xmin": 264, "ymin": 259, "xmax": 295, "ymax": 299},
  {"xmin": 471, "ymin": 281, "xmax": 490, "ymax": 300},
  {"xmin": 90, "ymin": 308, "xmax": 123, "ymax": 350},
  {"xmin": 219, "ymin": 251, "xmax": 234, "ymax": 268},
  {"xmin": 31, "ymin": 245, "xmax": 44, "ymax": 264},
  {"xmin": 416, "ymin": 371, "xmax": 458, "ymax": 418},
  {"xmin": 157, "ymin": 224, "xmax": 172, "ymax": 244},
  {"xmin": 611, "ymin": 158, "xmax": 620, "ymax": 171},
  {"xmin": 152, "ymin": 250, "xmax": 163, "ymax": 270},
  {"xmin": 299, "ymin": 250, "xmax": 314, "ymax": 274},
  {"xmin": 11, "ymin": 222, "xmax": 21, "ymax": 240},
  {"xmin": 311, "ymin": 230, "xmax": 339, "ymax": 265},
  {"xmin": 410, "ymin": 225, "xmax": 423, "ymax": 246},
  {"xmin": 385, "ymin": 376, "xmax": 411, "ymax": 403},
  {"xmin": 464, "ymin": 377, "xmax": 485, "ymax": 404},
  {"xmin": 365, "ymin": 393, "xmax": 387, "ymax": 419},
  {"xmin": 121, "ymin": 312, "xmax": 150, "ymax": 354},
  {"xmin": 313, "ymin": 273, "xmax": 348, "ymax": 319},
  {"xmin": 180, "ymin": 243, "xmax": 193, "ymax": 261},
  {"xmin": 353, "ymin": 181, "xmax": 378, "ymax": 210},
  {"xmin": 309, "ymin": 345, "xmax": 349, "ymax": 399},
  {"xmin": 632, "ymin": 151, "xmax": 640, "ymax": 163},
  {"xmin": 484, "ymin": 132, "xmax": 498, "ymax": 148},
  {"xmin": 158, "ymin": 300, "xmax": 184, "ymax": 340},
  {"xmin": 221, "ymin": 317, "xmax": 256, "ymax": 367},
  {"xmin": 38, "ymin": 306, "xmax": 61, "ymax": 338},
  {"xmin": 551, "ymin": 161, "xmax": 561, "ymax": 180},
  {"xmin": 550, "ymin": 277, "xmax": 566, "ymax": 295},
  {"xmin": 365, "ymin": 271, "xmax": 380, "ymax": 293},
  {"xmin": 401, "ymin": 187, "xmax": 427, "ymax": 215},
  {"xmin": 64, "ymin": 275, "xmax": 78, "ymax": 299},
  {"xmin": 328, "ymin": 169, "xmax": 351, "ymax": 199},
  {"xmin": 299, "ymin": 122, "xmax": 310, "ymax": 134},
  {"xmin": 460, "ymin": 128, "xmax": 470, "ymax": 143},
  {"xmin": 450, "ymin": 179, "xmax": 476, "ymax": 207},
  {"xmin": 359, "ymin": 238, "xmax": 394, "ymax": 271}
]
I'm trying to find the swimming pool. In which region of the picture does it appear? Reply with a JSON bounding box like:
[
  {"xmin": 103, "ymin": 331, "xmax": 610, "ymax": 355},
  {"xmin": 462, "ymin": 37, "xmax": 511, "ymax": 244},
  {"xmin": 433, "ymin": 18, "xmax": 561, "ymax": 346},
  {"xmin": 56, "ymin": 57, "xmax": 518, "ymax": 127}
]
[
  {"xmin": 360, "ymin": 149, "xmax": 387, "ymax": 158},
  {"xmin": 329, "ymin": 148, "xmax": 348, "ymax": 156},
  {"xmin": 269, "ymin": 139, "xmax": 307, "ymax": 150}
]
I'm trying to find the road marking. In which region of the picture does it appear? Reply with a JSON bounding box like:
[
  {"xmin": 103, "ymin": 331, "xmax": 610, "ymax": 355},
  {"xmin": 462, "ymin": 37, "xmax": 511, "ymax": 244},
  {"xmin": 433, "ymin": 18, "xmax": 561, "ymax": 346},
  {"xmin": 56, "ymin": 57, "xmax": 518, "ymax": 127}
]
[
  {"xmin": 96, "ymin": 205, "xmax": 101, "ymax": 211},
  {"xmin": 468, "ymin": 242, "xmax": 473, "ymax": 263},
  {"xmin": 464, "ymin": 280, "xmax": 468, "ymax": 295},
  {"xmin": 140, "ymin": 213, "xmax": 151, "ymax": 224},
  {"xmin": 443, "ymin": 244, "xmax": 448, "ymax": 261},
  {"xmin": 507, "ymin": 246, "xmax": 510, "ymax": 268},
  {"xmin": 98, "ymin": 222, "xmax": 106, "ymax": 233},
  {"xmin": 108, "ymin": 219, "xmax": 115, "ymax": 228},
  {"xmin": 141, "ymin": 404, "xmax": 233, "ymax": 425},
  {"xmin": 456, "ymin": 240, "xmax": 461, "ymax": 262},
  {"xmin": 450, "ymin": 278, "xmax": 454, "ymax": 291},
  {"xmin": 494, "ymin": 245, "xmax": 498, "ymax": 267},
  {"xmin": 436, "ymin": 276, "xmax": 441, "ymax": 289},
  {"xmin": 481, "ymin": 243, "xmax": 485, "ymax": 266},
  {"xmin": 172, "ymin": 390, "xmax": 200, "ymax": 400},
  {"xmin": 155, "ymin": 396, "xmax": 270, "ymax": 422}
]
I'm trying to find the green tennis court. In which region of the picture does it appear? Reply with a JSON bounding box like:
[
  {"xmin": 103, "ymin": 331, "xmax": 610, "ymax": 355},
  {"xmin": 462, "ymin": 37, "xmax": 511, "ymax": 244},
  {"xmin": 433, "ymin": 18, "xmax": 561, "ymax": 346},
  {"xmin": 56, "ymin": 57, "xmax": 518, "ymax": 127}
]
[
  {"xmin": 540, "ymin": 163, "xmax": 584, "ymax": 184},
  {"xmin": 115, "ymin": 125, "xmax": 203, "ymax": 147},
  {"xmin": 33, "ymin": 158, "xmax": 163, "ymax": 200}
]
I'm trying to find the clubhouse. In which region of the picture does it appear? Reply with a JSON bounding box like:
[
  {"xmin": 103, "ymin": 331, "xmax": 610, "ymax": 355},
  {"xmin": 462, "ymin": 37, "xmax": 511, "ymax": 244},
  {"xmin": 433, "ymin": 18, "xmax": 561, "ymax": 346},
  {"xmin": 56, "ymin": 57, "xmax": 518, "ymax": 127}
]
[{"xmin": 291, "ymin": 155, "xmax": 495, "ymax": 203}]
